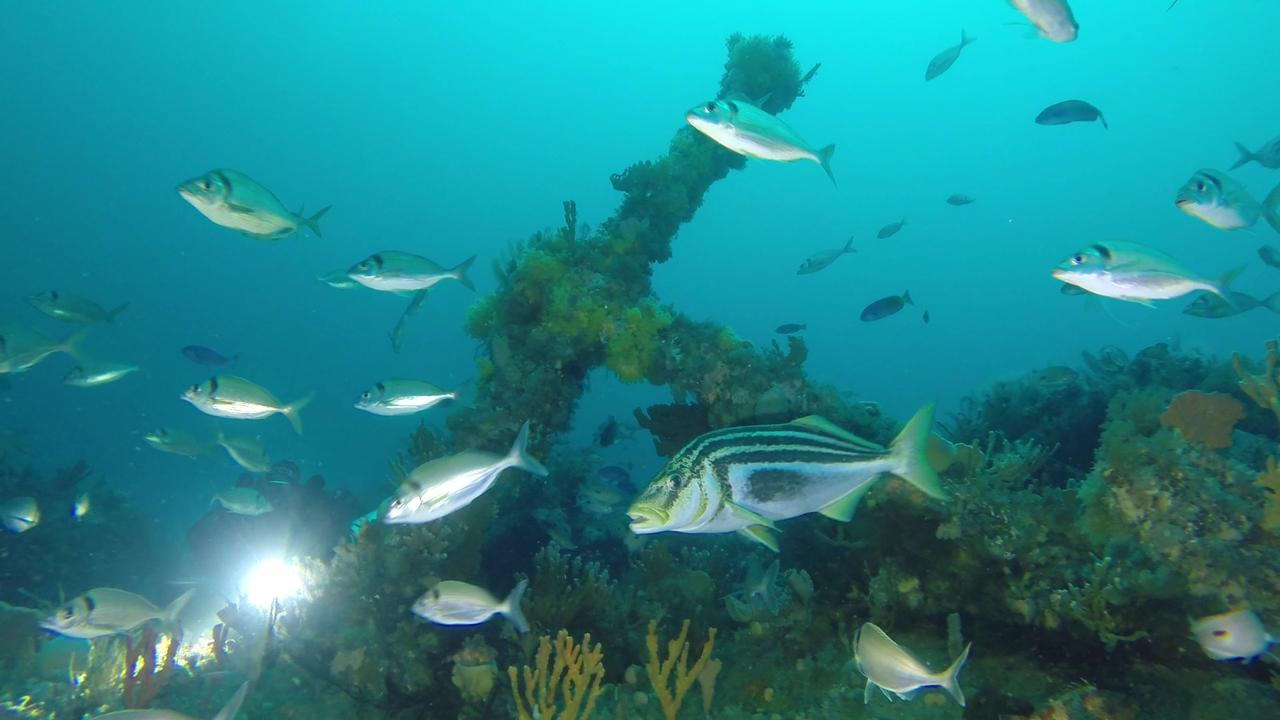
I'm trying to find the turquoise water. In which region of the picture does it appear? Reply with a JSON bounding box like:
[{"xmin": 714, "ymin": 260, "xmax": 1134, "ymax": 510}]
[{"xmin": 3, "ymin": 2, "xmax": 1280, "ymax": 718}]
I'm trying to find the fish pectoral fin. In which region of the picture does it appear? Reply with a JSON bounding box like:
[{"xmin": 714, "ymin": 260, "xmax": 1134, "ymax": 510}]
[
  {"xmin": 226, "ymin": 202, "xmax": 258, "ymax": 215},
  {"xmin": 726, "ymin": 500, "xmax": 777, "ymax": 529},
  {"xmin": 789, "ymin": 416, "xmax": 886, "ymax": 451},
  {"xmin": 818, "ymin": 482, "xmax": 876, "ymax": 522},
  {"xmin": 737, "ymin": 525, "xmax": 780, "ymax": 552}
]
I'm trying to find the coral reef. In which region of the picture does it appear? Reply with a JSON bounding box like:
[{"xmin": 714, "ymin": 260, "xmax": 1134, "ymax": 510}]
[
  {"xmin": 645, "ymin": 619, "xmax": 718, "ymax": 720},
  {"xmin": 1159, "ymin": 390, "xmax": 1244, "ymax": 449},
  {"xmin": 508, "ymin": 630, "xmax": 605, "ymax": 720}
]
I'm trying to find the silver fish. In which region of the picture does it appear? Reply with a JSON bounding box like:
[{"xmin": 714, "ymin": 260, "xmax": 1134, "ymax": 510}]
[
  {"xmin": 412, "ymin": 579, "xmax": 529, "ymax": 633},
  {"xmin": 627, "ymin": 405, "xmax": 944, "ymax": 551},
  {"xmin": 797, "ymin": 237, "xmax": 855, "ymax": 274},
  {"xmin": 925, "ymin": 30, "xmax": 975, "ymax": 81},
  {"xmin": 1175, "ymin": 169, "xmax": 1262, "ymax": 230},
  {"xmin": 177, "ymin": 168, "xmax": 329, "ymax": 240},
  {"xmin": 215, "ymin": 430, "xmax": 272, "ymax": 473},
  {"xmin": 685, "ymin": 99, "xmax": 835, "ymax": 184},
  {"xmin": 1190, "ymin": 609, "xmax": 1275, "ymax": 661},
  {"xmin": 29, "ymin": 291, "xmax": 128, "ymax": 324},
  {"xmin": 0, "ymin": 326, "xmax": 86, "ymax": 374},
  {"xmin": 73, "ymin": 492, "xmax": 90, "ymax": 521},
  {"xmin": 854, "ymin": 622, "xmax": 970, "ymax": 706},
  {"xmin": 877, "ymin": 219, "xmax": 907, "ymax": 239},
  {"xmin": 355, "ymin": 379, "xmax": 459, "ymax": 416},
  {"xmin": 144, "ymin": 427, "xmax": 215, "ymax": 458},
  {"xmin": 41, "ymin": 588, "xmax": 194, "ymax": 639},
  {"xmin": 946, "ymin": 194, "xmax": 975, "ymax": 206},
  {"xmin": 182, "ymin": 375, "xmax": 313, "ymax": 435},
  {"xmin": 64, "ymin": 362, "xmax": 140, "ymax": 387},
  {"xmin": 94, "ymin": 681, "xmax": 248, "ymax": 720},
  {"xmin": 384, "ymin": 421, "xmax": 548, "ymax": 524},
  {"xmin": 1183, "ymin": 291, "xmax": 1280, "ymax": 318},
  {"xmin": 318, "ymin": 269, "xmax": 361, "ymax": 290},
  {"xmin": 1011, "ymin": 0, "xmax": 1079, "ymax": 43},
  {"xmin": 1051, "ymin": 240, "xmax": 1235, "ymax": 305},
  {"xmin": 348, "ymin": 251, "xmax": 477, "ymax": 293},
  {"xmin": 1, "ymin": 496, "xmax": 40, "ymax": 533},
  {"xmin": 1035, "ymin": 100, "xmax": 1106, "ymax": 129},
  {"xmin": 212, "ymin": 487, "xmax": 272, "ymax": 516},
  {"xmin": 1232, "ymin": 136, "xmax": 1280, "ymax": 170}
]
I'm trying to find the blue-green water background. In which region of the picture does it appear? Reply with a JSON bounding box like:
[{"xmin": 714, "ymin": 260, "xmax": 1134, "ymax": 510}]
[{"xmin": 2, "ymin": 1, "xmax": 1278, "ymax": 541}]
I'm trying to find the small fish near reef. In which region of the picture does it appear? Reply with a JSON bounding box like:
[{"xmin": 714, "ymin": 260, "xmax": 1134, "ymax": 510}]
[
  {"xmin": 1031, "ymin": 365, "xmax": 1080, "ymax": 388},
  {"xmin": 29, "ymin": 291, "xmax": 128, "ymax": 324},
  {"xmin": 0, "ymin": 326, "xmax": 86, "ymax": 374},
  {"xmin": 1, "ymin": 496, "xmax": 40, "ymax": 533},
  {"xmin": 144, "ymin": 427, "xmax": 215, "ymax": 458},
  {"xmin": 595, "ymin": 415, "xmax": 621, "ymax": 447},
  {"xmin": 1052, "ymin": 240, "xmax": 1237, "ymax": 306},
  {"xmin": 775, "ymin": 323, "xmax": 807, "ymax": 335},
  {"xmin": 1259, "ymin": 245, "xmax": 1280, "ymax": 269},
  {"xmin": 63, "ymin": 361, "xmax": 140, "ymax": 388},
  {"xmin": 212, "ymin": 486, "xmax": 272, "ymax": 516},
  {"xmin": 182, "ymin": 375, "xmax": 313, "ymax": 435},
  {"xmin": 1174, "ymin": 169, "xmax": 1263, "ymax": 231},
  {"xmin": 41, "ymin": 588, "xmax": 194, "ymax": 639},
  {"xmin": 384, "ymin": 421, "xmax": 548, "ymax": 524},
  {"xmin": 95, "ymin": 682, "xmax": 250, "ymax": 720},
  {"xmin": 1035, "ymin": 100, "xmax": 1107, "ymax": 129},
  {"xmin": 1011, "ymin": 0, "xmax": 1079, "ymax": 43},
  {"xmin": 797, "ymin": 237, "xmax": 855, "ymax": 275},
  {"xmin": 1183, "ymin": 290, "xmax": 1280, "ymax": 318},
  {"xmin": 412, "ymin": 579, "xmax": 529, "ymax": 633},
  {"xmin": 1190, "ymin": 609, "xmax": 1276, "ymax": 661},
  {"xmin": 355, "ymin": 379, "xmax": 460, "ymax": 416},
  {"xmin": 627, "ymin": 404, "xmax": 945, "ymax": 551},
  {"xmin": 925, "ymin": 30, "xmax": 975, "ymax": 81},
  {"xmin": 854, "ymin": 622, "xmax": 971, "ymax": 706},
  {"xmin": 215, "ymin": 429, "xmax": 272, "ymax": 473},
  {"xmin": 946, "ymin": 194, "xmax": 975, "ymax": 206},
  {"xmin": 177, "ymin": 168, "xmax": 329, "ymax": 240},
  {"xmin": 877, "ymin": 219, "xmax": 907, "ymax": 239},
  {"xmin": 1232, "ymin": 135, "xmax": 1280, "ymax": 170},
  {"xmin": 861, "ymin": 291, "xmax": 913, "ymax": 322},
  {"xmin": 182, "ymin": 345, "xmax": 237, "ymax": 366},
  {"xmin": 685, "ymin": 98, "xmax": 836, "ymax": 184},
  {"xmin": 348, "ymin": 251, "xmax": 477, "ymax": 293}
]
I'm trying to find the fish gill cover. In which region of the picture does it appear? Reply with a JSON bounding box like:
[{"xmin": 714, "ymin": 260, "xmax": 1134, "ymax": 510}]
[{"xmin": 1, "ymin": 2, "xmax": 1280, "ymax": 720}]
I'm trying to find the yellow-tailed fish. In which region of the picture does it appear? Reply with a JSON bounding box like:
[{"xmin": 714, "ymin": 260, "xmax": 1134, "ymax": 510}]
[
  {"xmin": 215, "ymin": 429, "xmax": 272, "ymax": 473},
  {"xmin": 0, "ymin": 326, "xmax": 87, "ymax": 374},
  {"xmin": 627, "ymin": 405, "xmax": 943, "ymax": 551},
  {"xmin": 41, "ymin": 588, "xmax": 194, "ymax": 639},
  {"xmin": 685, "ymin": 98, "xmax": 836, "ymax": 184},
  {"xmin": 29, "ymin": 291, "xmax": 128, "ymax": 324},
  {"xmin": 177, "ymin": 168, "xmax": 329, "ymax": 240},
  {"xmin": 1175, "ymin": 169, "xmax": 1262, "ymax": 231},
  {"xmin": 854, "ymin": 622, "xmax": 970, "ymax": 706},
  {"xmin": 355, "ymin": 379, "xmax": 460, "ymax": 416},
  {"xmin": 412, "ymin": 579, "xmax": 529, "ymax": 633},
  {"xmin": 1051, "ymin": 240, "xmax": 1237, "ymax": 306},
  {"xmin": 182, "ymin": 375, "xmax": 313, "ymax": 435},
  {"xmin": 64, "ymin": 361, "xmax": 140, "ymax": 387},
  {"xmin": 212, "ymin": 487, "xmax": 272, "ymax": 516},
  {"xmin": 1, "ymin": 496, "xmax": 40, "ymax": 533},
  {"xmin": 347, "ymin": 251, "xmax": 477, "ymax": 293},
  {"xmin": 143, "ymin": 427, "xmax": 215, "ymax": 458},
  {"xmin": 1191, "ymin": 609, "xmax": 1276, "ymax": 661}
]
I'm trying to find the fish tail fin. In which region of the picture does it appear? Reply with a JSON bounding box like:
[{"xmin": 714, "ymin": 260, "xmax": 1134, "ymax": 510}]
[
  {"xmin": 282, "ymin": 392, "xmax": 315, "ymax": 435},
  {"xmin": 60, "ymin": 327, "xmax": 90, "ymax": 360},
  {"xmin": 903, "ymin": 290, "xmax": 914, "ymax": 306},
  {"xmin": 1231, "ymin": 142, "xmax": 1255, "ymax": 171},
  {"xmin": 163, "ymin": 588, "xmax": 197, "ymax": 628},
  {"xmin": 451, "ymin": 255, "xmax": 478, "ymax": 291},
  {"xmin": 938, "ymin": 642, "xmax": 972, "ymax": 707},
  {"xmin": 842, "ymin": 235, "xmax": 855, "ymax": 253},
  {"xmin": 106, "ymin": 303, "xmax": 130, "ymax": 323},
  {"xmin": 301, "ymin": 205, "xmax": 331, "ymax": 238},
  {"xmin": 1264, "ymin": 181, "xmax": 1280, "ymax": 234},
  {"xmin": 817, "ymin": 144, "xmax": 836, "ymax": 186},
  {"xmin": 212, "ymin": 682, "xmax": 251, "ymax": 720},
  {"xmin": 1099, "ymin": 112, "xmax": 1108, "ymax": 130},
  {"xmin": 506, "ymin": 420, "xmax": 549, "ymax": 476},
  {"xmin": 960, "ymin": 28, "xmax": 975, "ymax": 46},
  {"xmin": 501, "ymin": 578, "xmax": 530, "ymax": 633},
  {"xmin": 889, "ymin": 403, "xmax": 947, "ymax": 500},
  {"xmin": 1262, "ymin": 291, "xmax": 1280, "ymax": 315},
  {"xmin": 1212, "ymin": 266, "xmax": 1245, "ymax": 305}
]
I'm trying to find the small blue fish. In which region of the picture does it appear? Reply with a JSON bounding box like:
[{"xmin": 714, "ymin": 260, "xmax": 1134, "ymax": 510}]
[{"xmin": 182, "ymin": 345, "xmax": 237, "ymax": 366}]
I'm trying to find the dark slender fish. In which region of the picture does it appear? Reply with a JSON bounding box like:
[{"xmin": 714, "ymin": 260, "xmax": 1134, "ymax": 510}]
[
  {"xmin": 860, "ymin": 291, "xmax": 914, "ymax": 322},
  {"xmin": 922, "ymin": 310, "xmax": 931, "ymax": 324},
  {"xmin": 946, "ymin": 194, "xmax": 975, "ymax": 206},
  {"xmin": 389, "ymin": 289, "xmax": 429, "ymax": 353},
  {"xmin": 775, "ymin": 323, "xmax": 807, "ymax": 334},
  {"xmin": 181, "ymin": 345, "xmax": 237, "ymax": 366},
  {"xmin": 925, "ymin": 30, "xmax": 975, "ymax": 81},
  {"xmin": 1183, "ymin": 291, "xmax": 1280, "ymax": 318},
  {"xmin": 596, "ymin": 416, "xmax": 619, "ymax": 447},
  {"xmin": 877, "ymin": 219, "xmax": 907, "ymax": 239},
  {"xmin": 1259, "ymin": 245, "xmax": 1280, "ymax": 270},
  {"xmin": 1035, "ymin": 100, "xmax": 1107, "ymax": 129}
]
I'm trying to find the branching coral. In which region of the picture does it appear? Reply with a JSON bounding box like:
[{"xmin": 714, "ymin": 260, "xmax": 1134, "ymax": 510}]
[
  {"xmin": 645, "ymin": 619, "xmax": 718, "ymax": 720},
  {"xmin": 508, "ymin": 630, "xmax": 604, "ymax": 720},
  {"xmin": 1233, "ymin": 338, "xmax": 1280, "ymax": 427}
]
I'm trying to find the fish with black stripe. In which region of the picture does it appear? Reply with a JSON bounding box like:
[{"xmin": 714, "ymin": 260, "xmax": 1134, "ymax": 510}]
[{"xmin": 627, "ymin": 404, "xmax": 944, "ymax": 551}]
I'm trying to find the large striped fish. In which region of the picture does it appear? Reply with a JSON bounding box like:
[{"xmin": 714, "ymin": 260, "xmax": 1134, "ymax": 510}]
[{"xmin": 627, "ymin": 404, "xmax": 944, "ymax": 551}]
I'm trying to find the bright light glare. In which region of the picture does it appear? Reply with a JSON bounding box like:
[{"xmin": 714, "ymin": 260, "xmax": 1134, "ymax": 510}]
[{"xmin": 242, "ymin": 558, "xmax": 303, "ymax": 609}]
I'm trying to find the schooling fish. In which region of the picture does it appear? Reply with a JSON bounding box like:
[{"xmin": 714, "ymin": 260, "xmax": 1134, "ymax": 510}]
[
  {"xmin": 215, "ymin": 429, "xmax": 272, "ymax": 473},
  {"xmin": 0, "ymin": 326, "xmax": 86, "ymax": 374},
  {"xmin": 877, "ymin": 219, "xmax": 907, "ymax": 239},
  {"xmin": 1011, "ymin": 0, "xmax": 1078, "ymax": 43},
  {"xmin": 41, "ymin": 588, "xmax": 194, "ymax": 640},
  {"xmin": 1036, "ymin": 100, "xmax": 1107, "ymax": 129},
  {"xmin": 412, "ymin": 579, "xmax": 529, "ymax": 633},
  {"xmin": 946, "ymin": 194, "xmax": 975, "ymax": 206},
  {"xmin": 355, "ymin": 379, "xmax": 459, "ymax": 416},
  {"xmin": 64, "ymin": 361, "xmax": 140, "ymax": 387},
  {"xmin": 1260, "ymin": 245, "xmax": 1280, "ymax": 269},
  {"xmin": 685, "ymin": 98, "xmax": 836, "ymax": 184},
  {"xmin": 861, "ymin": 291, "xmax": 914, "ymax": 322},
  {"xmin": 212, "ymin": 486, "xmax": 272, "ymax": 515},
  {"xmin": 854, "ymin": 622, "xmax": 970, "ymax": 706},
  {"xmin": 1191, "ymin": 609, "xmax": 1275, "ymax": 662},
  {"xmin": 627, "ymin": 405, "xmax": 944, "ymax": 551},
  {"xmin": 1, "ymin": 496, "xmax": 40, "ymax": 533},
  {"xmin": 177, "ymin": 168, "xmax": 329, "ymax": 241},
  {"xmin": 1052, "ymin": 240, "xmax": 1236, "ymax": 306},
  {"xmin": 775, "ymin": 323, "xmax": 807, "ymax": 334},
  {"xmin": 384, "ymin": 421, "xmax": 548, "ymax": 524},
  {"xmin": 1183, "ymin": 290, "xmax": 1280, "ymax": 318},
  {"xmin": 318, "ymin": 269, "xmax": 361, "ymax": 290},
  {"xmin": 1175, "ymin": 169, "xmax": 1262, "ymax": 231},
  {"xmin": 144, "ymin": 427, "xmax": 215, "ymax": 458},
  {"xmin": 925, "ymin": 30, "xmax": 975, "ymax": 81},
  {"xmin": 797, "ymin": 237, "xmax": 855, "ymax": 274},
  {"xmin": 1231, "ymin": 136, "xmax": 1280, "ymax": 170},
  {"xmin": 348, "ymin": 251, "xmax": 477, "ymax": 293},
  {"xmin": 94, "ymin": 681, "xmax": 249, "ymax": 720},
  {"xmin": 29, "ymin": 291, "xmax": 128, "ymax": 324},
  {"xmin": 182, "ymin": 375, "xmax": 313, "ymax": 435},
  {"xmin": 182, "ymin": 345, "xmax": 237, "ymax": 366}
]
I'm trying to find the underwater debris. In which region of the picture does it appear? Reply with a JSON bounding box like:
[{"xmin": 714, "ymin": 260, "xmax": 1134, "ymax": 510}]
[
  {"xmin": 1158, "ymin": 390, "xmax": 1245, "ymax": 449},
  {"xmin": 645, "ymin": 619, "xmax": 718, "ymax": 720},
  {"xmin": 508, "ymin": 630, "xmax": 605, "ymax": 720}
]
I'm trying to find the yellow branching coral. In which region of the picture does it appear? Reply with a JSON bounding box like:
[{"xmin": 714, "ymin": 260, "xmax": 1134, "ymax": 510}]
[
  {"xmin": 1259, "ymin": 456, "xmax": 1280, "ymax": 533},
  {"xmin": 508, "ymin": 630, "xmax": 604, "ymax": 720},
  {"xmin": 645, "ymin": 619, "xmax": 719, "ymax": 720},
  {"xmin": 1233, "ymin": 338, "xmax": 1280, "ymax": 426}
]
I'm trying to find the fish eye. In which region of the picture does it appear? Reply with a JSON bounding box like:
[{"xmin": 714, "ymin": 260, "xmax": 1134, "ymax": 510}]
[
  {"xmin": 201, "ymin": 179, "xmax": 212, "ymax": 190},
  {"xmin": 1213, "ymin": 629, "xmax": 1229, "ymax": 637},
  {"xmin": 1196, "ymin": 182, "xmax": 1207, "ymax": 192},
  {"xmin": 1070, "ymin": 254, "xmax": 1085, "ymax": 265},
  {"xmin": 705, "ymin": 102, "xmax": 716, "ymax": 113},
  {"xmin": 360, "ymin": 392, "xmax": 371, "ymax": 400}
]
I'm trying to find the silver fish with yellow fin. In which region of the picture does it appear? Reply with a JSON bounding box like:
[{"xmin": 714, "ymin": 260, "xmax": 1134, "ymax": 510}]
[
  {"xmin": 854, "ymin": 622, "xmax": 970, "ymax": 706},
  {"xmin": 64, "ymin": 361, "xmax": 140, "ymax": 387},
  {"xmin": 412, "ymin": 579, "xmax": 529, "ymax": 633},
  {"xmin": 29, "ymin": 291, "xmax": 128, "ymax": 324},
  {"xmin": 41, "ymin": 588, "xmax": 194, "ymax": 640},
  {"xmin": 627, "ymin": 405, "xmax": 944, "ymax": 551},
  {"xmin": 1011, "ymin": 0, "xmax": 1078, "ymax": 43},
  {"xmin": 348, "ymin": 251, "xmax": 477, "ymax": 293},
  {"xmin": 1175, "ymin": 169, "xmax": 1262, "ymax": 231},
  {"xmin": 182, "ymin": 375, "xmax": 313, "ymax": 435},
  {"xmin": 177, "ymin": 168, "xmax": 329, "ymax": 240},
  {"xmin": 1051, "ymin": 240, "xmax": 1236, "ymax": 306},
  {"xmin": 144, "ymin": 427, "xmax": 215, "ymax": 458},
  {"xmin": 355, "ymin": 379, "xmax": 460, "ymax": 416},
  {"xmin": 1190, "ymin": 609, "xmax": 1275, "ymax": 662},
  {"xmin": 93, "ymin": 681, "xmax": 248, "ymax": 720},
  {"xmin": 685, "ymin": 98, "xmax": 835, "ymax": 184}
]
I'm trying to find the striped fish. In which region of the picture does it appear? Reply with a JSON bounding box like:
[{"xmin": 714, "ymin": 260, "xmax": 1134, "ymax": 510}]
[{"xmin": 627, "ymin": 404, "xmax": 944, "ymax": 551}]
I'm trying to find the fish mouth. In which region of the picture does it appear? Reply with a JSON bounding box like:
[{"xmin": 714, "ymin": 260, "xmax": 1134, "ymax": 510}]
[
  {"xmin": 627, "ymin": 505, "xmax": 667, "ymax": 533},
  {"xmin": 1175, "ymin": 197, "xmax": 1193, "ymax": 208},
  {"xmin": 1050, "ymin": 267, "xmax": 1068, "ymax": 280}
]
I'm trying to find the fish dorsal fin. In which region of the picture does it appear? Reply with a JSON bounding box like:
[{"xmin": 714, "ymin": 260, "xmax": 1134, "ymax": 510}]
[
  {"xmin": 790, "ymin": 415, "xmax": 886, "ymax": 451},
  {"xmin": 737, "ymin": 525, "xmax": 780, "ymax": 552},
  {"xmin": 726, "ymin": 500, "xmax": 778, "ymax": 530},
  {"xmin": 818, "ymin": 481, "xmax": 877, "ymax": 522}
]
